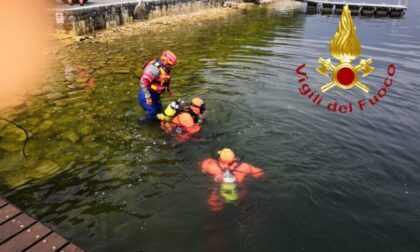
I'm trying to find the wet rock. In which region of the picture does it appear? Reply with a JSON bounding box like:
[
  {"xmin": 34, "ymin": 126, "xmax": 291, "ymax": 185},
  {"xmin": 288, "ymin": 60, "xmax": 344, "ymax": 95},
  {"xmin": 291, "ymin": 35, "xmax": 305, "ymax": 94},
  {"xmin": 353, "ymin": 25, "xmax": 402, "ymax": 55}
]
[
  {"xmin": 5, "ymin": 174, "xmax": 31, "ymax": 189},
  {"xmin": 124, "ymin": 110, "xmax": 134, "ymax": 117},
  {"xmin": 0, "ymin": 141, "xmax": 21, "ymax": 152},
  {"xmin": 39, "ymin": 120, "xmax": 54, "ymax": 131},
  {"xmin": 82, "ymin": 136, "xmax": 100, "ymax": 148},
  {"xmin": 63, "ymin": 131, "xmax": 80, "ymax": 143},
  {"xmin": 95, "ymin": 61, "xmax": 108, "ymax": 67},
  {"xmin": 26, "ymin": 118, "xmax": 40, "ymax": 126},
  {"xmin": 92, "ymin": 146, "xmax": 109, "ymax": 161},
  {"xmin": 42, "ymin": 113, "xmax": 51, "ymax": 120},
  {"xmin": 76, "ymin": 36, "xmax": 87, "ymax": 42},
  {"xmin": 78, "ymin": 125, "xmax": 93, "ymax": 135},
  {"xmin": 82, "ymin": 136, "xmax": 94, "ymax": 143},
  {"xmin": 108, "ymin": 163, "xmax": 126, "ymax": 170},
  {"xmin": 120, "ymin": 96, "xmax": 131, "ymax": 102},
  {"xmin": 32, "ymin": 160, "xmax": 61, "ymax": 179},
  {"xmin": 68, "ymin": 90, "xmax": 86, "ymax": 97},
  {"xmin": 95, "ymin": 69, "xmax": 108, "ymax": 75},
  {"xmin": 121, "ymin": 131, "xmax": 132, "ymax": 141},
  {"xmin": 98, "ymin": 108, "xmax": 109, "ymax": 117},
  {"xmin": 51, "ymin": 100, "xmax": 69, "ymax": 107},
  {"xmin": 46, "ymin": 92, "xmax": 66, "ymax": 100},
  {"xmin": 223, "ymin": 1, "xmax": 239, "ymax": 8},
  {"xmin": 0, "ymin": 125, "xmax": 27, "ymax": 142},
  {"xmin": 76, "ymin": 77, "xmax": 89, "ymax": 84},
  {"xmin": 113, "ymin": 69, "xmax": 130, "ymax": 74},
  {"xmin": 257, "ymin": 0, "xmax": 272, "ymax": 3}
]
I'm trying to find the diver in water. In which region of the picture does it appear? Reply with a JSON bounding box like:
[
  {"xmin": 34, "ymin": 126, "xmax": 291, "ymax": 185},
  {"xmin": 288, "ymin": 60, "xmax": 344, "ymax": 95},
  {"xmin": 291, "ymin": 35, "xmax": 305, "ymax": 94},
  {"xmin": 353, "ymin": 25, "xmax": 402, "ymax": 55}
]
[
  {"xmin": 156, "ymin": 97, "xmax": 206, "ymax": 141},
  {"xmin": 157, "ymin": 99, "xmax": 185, "ymax": 132},
  {"xmin": 200, "ymin": 148, "xmax": 264, "ymax": 211}
]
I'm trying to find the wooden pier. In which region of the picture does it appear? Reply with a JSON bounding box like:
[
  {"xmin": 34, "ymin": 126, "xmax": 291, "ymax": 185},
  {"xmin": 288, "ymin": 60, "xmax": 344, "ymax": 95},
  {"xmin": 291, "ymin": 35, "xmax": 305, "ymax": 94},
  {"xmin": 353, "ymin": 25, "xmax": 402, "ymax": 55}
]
[
  {"xmin": 305, "ymin": 0, "xmax": 407, "ymax": 17},
  {"xmin": 0, "ymin": 198, "xmax": 83, "ymax": 252}
]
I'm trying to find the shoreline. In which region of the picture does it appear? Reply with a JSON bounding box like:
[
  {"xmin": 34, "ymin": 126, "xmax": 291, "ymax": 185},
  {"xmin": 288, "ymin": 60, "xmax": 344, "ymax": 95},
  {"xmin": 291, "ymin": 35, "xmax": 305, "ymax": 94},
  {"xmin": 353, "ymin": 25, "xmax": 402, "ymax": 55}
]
[{"xmin": 53, "ymin": 4, "xmax": 252, "ymax": 43}]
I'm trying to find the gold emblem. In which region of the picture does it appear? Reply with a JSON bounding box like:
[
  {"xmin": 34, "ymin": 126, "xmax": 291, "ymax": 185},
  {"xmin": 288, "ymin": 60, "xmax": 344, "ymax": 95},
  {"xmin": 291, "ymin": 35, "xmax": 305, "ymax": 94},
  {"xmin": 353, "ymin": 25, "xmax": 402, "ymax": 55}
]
[{"xmin": 317, "ymin": 5, "xmax": 374, "ymax": 93}]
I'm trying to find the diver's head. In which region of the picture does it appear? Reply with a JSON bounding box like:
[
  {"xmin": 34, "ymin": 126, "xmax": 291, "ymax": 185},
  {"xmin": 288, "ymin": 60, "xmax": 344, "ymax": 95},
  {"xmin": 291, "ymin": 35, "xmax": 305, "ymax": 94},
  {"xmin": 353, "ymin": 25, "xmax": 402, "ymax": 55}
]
[
  {"xmin": 191, "ymin": 97, "xmax": 206, "ymax": 115},
  {"xmin": 218, "ymin": 148, "xmax": 236, "ymax": 168}
]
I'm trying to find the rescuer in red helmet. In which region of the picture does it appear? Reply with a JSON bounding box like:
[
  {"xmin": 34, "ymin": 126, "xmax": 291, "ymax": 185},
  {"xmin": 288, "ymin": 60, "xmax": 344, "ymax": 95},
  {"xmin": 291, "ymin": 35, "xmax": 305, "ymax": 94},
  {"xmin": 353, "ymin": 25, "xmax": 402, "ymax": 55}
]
[{"xmin": 138, "ymin": 50, "xmax": 177, "ymax": 121}]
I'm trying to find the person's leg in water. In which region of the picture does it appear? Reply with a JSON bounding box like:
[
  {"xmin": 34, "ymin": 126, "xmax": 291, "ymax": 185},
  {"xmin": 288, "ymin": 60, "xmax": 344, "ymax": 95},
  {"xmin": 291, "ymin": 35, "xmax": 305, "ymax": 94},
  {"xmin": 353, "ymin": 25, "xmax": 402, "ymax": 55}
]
[
  {"xmin": 150, "ymin": 90, "xmax": 163, "ymax": 115},
  {"xmin": 138, "ymin": 89, "xmax": 162, "ymax": 120},
  {"xmin": 79, "ymin": 0, "xmax": 84, "ymax": 6}
]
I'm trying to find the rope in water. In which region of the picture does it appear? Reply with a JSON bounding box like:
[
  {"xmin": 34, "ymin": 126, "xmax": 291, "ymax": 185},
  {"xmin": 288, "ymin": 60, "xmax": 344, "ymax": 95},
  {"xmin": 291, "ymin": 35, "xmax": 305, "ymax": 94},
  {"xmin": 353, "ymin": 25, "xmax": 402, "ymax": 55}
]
[{"xmin": 0, "ymin": 117, "xmax": 30, "ymax": 157}]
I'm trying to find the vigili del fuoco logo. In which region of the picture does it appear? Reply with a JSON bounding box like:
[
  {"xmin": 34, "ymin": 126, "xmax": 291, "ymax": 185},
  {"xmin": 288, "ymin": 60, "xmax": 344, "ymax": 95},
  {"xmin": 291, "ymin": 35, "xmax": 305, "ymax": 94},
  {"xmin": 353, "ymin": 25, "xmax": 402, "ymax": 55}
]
[{"xmin": 295, "ymin": 4, "xmax": 396, "ymax": 113}]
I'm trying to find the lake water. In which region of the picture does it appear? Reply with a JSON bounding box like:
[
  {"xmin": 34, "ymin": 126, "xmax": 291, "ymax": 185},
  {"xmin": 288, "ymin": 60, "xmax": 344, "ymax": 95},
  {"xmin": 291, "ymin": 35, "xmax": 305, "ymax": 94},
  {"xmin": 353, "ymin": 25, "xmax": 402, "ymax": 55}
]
[{"xmin": 1, "ymin": 1, "xmax": 419, "ymax": 251}]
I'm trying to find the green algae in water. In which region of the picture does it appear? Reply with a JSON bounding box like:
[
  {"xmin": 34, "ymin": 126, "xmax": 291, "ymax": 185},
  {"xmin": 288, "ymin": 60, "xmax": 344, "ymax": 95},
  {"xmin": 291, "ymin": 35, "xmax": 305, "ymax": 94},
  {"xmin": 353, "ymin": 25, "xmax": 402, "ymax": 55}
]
[{"xmin": 0, "ymin": 5, "xmax": 299, "ymax": 189}]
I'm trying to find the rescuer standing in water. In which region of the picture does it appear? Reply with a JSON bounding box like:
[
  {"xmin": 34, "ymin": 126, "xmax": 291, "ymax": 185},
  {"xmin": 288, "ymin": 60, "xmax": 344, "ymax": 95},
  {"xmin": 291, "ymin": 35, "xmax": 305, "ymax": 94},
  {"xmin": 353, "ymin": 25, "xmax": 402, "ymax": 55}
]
[{"xmin": 138, "ymin": 50, "xmax": 177, "ymax": 121}]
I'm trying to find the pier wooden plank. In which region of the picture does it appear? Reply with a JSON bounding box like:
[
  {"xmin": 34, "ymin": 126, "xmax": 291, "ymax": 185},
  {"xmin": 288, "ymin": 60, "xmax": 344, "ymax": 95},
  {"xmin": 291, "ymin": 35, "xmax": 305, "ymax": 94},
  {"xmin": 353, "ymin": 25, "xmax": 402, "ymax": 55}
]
[
  {"xmin": 0, "ymin": 199, "xmax": 83, "ymax": 251},
  {"xmin": 305, "ymin": 0, "xmax": 407, "ymax": 17},
  {"xmin": 26, "ymin": 232, "xmax": 69, "ymax": 252},
  {"xmin": 0, "ymin": 199, "xmax": 7, "ymax": 208},
  {"xmin": 305, "ymin": 0, "xmax": 407, "ymax": 9},
  {"xmin": 0, "ymin": 204, "xmax": 22, "ymax": 225},
  {"xmin": 0, "ymin": 222, "xmax": 51, "ymax": 252},
  {"xmin": 0, "ymin": 213, "xmax": 37, "ymax": 244},
  {"xmin": 60, "ymin": 243, "xmax": 84, "ymax": 252}
]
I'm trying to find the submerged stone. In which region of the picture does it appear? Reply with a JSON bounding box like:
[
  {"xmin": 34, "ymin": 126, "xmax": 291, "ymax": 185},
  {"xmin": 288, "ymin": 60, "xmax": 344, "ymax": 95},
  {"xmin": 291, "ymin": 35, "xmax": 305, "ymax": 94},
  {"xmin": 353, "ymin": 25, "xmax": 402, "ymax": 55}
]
[
  {"xmin": 76, "ymin": 77, "xmax": 89, "ymax": 84},
  {"xmin": 46, "ymin": 92, "xmax": 66, "ymax": 101},
  {"xmin": 39, "ymin": 120, "xmax": 54, "ymax": 131},
  {"xmin": 78, "ymin": 125, "xmax": 93, "ymax": 135},
  {"xmin": 113, "ymin": 69, "xmax": 131, "ymax": 74},
  {"xmin": 0, "ymin": 125, "xmax": 27, "ymax": 142},
  {"xmin": 98, "ymin": 108, "xmax": 109, "ymax": 117},
  {"xmin": 64, "ymin": 131, "xmax": 80, "ymax": 143},
  {"xmin": 31, "ymin": 160, "xmax": 61, "ymax": 179},
  {"xmin": 121, "ymin": 131, "xmax": 132, "ymax": 141},
  {"xmin": 5, "ymin": 174, "xmax": 31, "ymax": 189},
  {"xmin": 42, "ymin": 113, "xmax": 51, "ymax": 120},
  {"xmin": 0, "ymin": 141, "xmax": 21, "ymax": 152}
]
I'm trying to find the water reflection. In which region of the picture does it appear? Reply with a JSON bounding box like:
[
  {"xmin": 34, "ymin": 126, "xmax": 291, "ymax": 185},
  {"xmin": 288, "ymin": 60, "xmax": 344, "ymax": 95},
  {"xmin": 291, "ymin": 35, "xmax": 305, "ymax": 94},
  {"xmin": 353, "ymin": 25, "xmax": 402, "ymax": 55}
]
[{"xmin": 1, "ymin": 3, "xmax": 420, "ymax": 252}]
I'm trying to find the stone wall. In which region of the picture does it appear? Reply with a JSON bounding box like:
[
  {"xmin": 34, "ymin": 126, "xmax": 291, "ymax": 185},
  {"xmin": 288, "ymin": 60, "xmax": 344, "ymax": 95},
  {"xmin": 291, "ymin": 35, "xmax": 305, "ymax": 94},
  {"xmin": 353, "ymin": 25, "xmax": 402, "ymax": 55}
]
[{"xmin": 51, "ymin": 0, "xmax": 228, "ymax": 36}]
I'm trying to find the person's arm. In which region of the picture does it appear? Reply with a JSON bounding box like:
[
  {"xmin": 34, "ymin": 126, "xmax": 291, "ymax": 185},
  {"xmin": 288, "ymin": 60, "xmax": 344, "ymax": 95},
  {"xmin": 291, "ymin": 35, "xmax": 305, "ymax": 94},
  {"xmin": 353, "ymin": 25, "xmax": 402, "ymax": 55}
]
[
  {"xmin": 140, "ymin": 64, "xmax": 160, "ymax": 104},
  {"xmin": 249, "ymin": 165, "xmax": 264, "ymax": 178},
  {"xmin": 201, "ymin": 159, "xmax": 220, "ymax": 175},
  {"xmin": 236, "ymin": 163, "xmax": 264, "ymax": 180},
  {"xmin": 165, "ymin": 78, "xmax": 174, "ymax": 96},
  {"xmin": 140, "ymin": 73, "xmax": 153, "ymax": 104}
]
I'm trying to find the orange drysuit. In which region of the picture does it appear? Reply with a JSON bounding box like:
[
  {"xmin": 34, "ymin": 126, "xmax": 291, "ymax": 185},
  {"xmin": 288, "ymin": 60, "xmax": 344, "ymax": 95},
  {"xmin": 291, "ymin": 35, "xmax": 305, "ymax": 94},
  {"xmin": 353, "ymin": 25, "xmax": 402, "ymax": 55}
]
[
  {"xmin": 162, "ymin": 112, "xmax": 201, "ymax": 142},
  {"xmin": 200, "ymin": 157, "xmax": 264, "ymax": 211}
]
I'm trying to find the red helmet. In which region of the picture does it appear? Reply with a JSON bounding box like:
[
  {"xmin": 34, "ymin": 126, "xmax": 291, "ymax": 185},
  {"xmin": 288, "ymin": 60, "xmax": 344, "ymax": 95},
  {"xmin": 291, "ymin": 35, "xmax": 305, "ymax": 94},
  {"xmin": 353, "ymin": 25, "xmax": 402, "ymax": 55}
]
[{"xmin": 161, "ymin": 50, "xmax": 177, "ymax": 66}]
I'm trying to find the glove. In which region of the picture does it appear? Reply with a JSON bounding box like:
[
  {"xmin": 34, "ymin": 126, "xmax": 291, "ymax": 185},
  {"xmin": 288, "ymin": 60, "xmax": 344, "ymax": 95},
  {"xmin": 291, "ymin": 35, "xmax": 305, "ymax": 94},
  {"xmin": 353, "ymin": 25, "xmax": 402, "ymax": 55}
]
[
  {"xmin": 146, "ymin": 98, "xmax": 152, "ymax": 105},
  {"xmin": 156, "ymin": 113, "xmax": 165, "ymax": 121}
]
